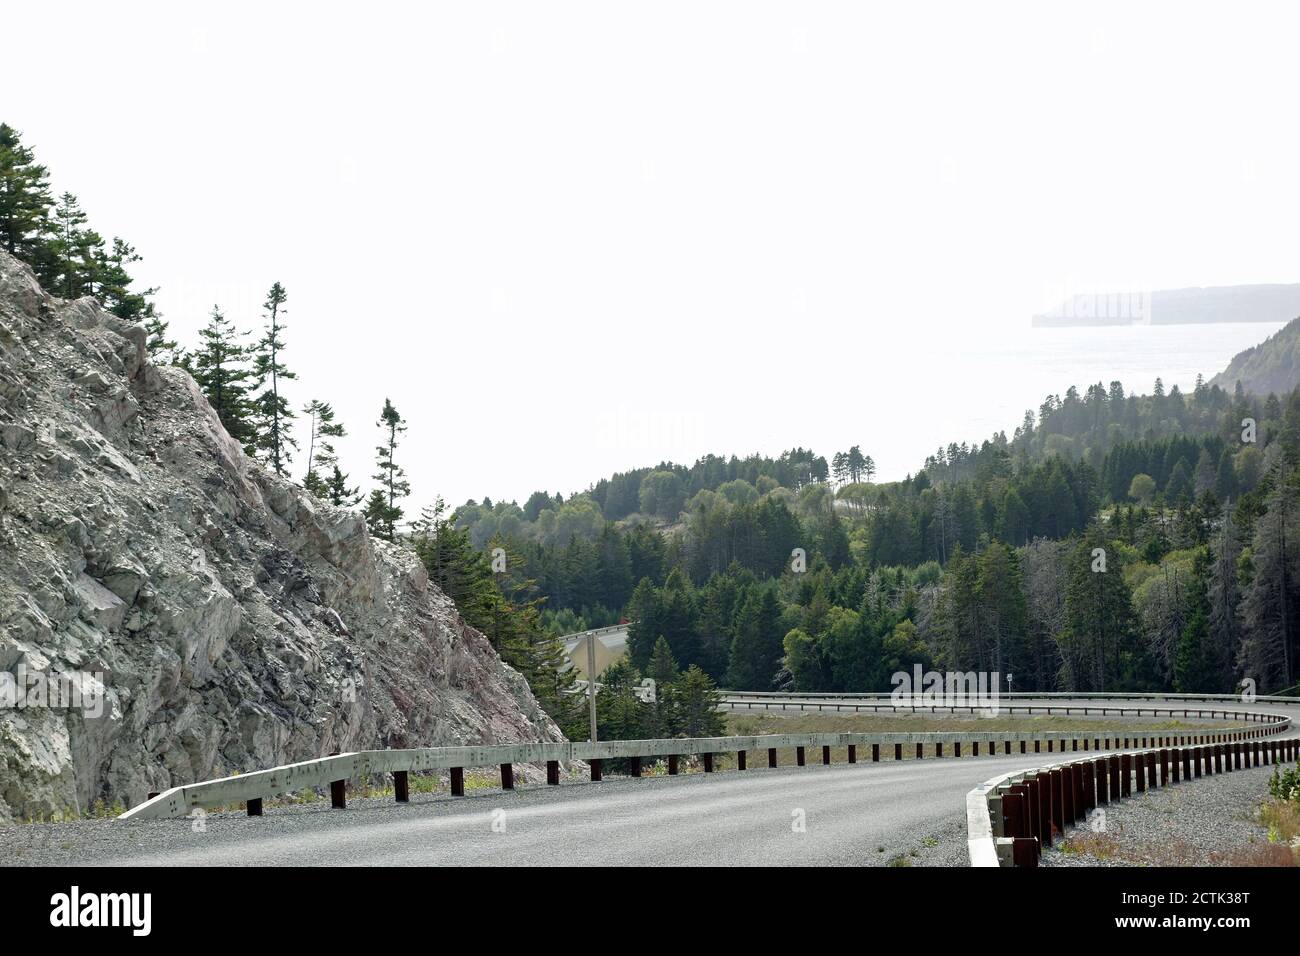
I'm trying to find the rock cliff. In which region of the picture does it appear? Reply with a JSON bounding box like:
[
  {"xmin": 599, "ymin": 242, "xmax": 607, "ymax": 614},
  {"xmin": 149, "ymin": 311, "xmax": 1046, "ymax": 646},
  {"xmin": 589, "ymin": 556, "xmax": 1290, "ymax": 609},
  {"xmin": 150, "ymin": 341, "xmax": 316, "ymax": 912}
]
[{"xmin": 0, "ymin": 250, "xmax": 562, "ymax": 822}]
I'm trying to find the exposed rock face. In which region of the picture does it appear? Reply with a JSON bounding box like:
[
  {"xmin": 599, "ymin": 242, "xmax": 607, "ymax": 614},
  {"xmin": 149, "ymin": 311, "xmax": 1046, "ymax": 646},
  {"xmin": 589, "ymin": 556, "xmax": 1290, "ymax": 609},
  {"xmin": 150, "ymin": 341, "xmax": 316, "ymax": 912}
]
[{"xmin": 0, "ymin": 251, "xmax": 562, "ymax": 823}]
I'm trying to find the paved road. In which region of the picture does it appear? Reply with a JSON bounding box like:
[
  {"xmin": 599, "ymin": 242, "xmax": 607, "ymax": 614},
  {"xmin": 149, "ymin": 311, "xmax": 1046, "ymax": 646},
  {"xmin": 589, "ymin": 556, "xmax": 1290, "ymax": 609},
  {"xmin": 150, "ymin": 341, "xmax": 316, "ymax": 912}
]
[
  {"xmin": 7, "ymin": 696, "xmax": 1293, "ymax": 867},
  {"xmin": 12, "ymin": 755, "xmax": 1067, "ymax": 867}
]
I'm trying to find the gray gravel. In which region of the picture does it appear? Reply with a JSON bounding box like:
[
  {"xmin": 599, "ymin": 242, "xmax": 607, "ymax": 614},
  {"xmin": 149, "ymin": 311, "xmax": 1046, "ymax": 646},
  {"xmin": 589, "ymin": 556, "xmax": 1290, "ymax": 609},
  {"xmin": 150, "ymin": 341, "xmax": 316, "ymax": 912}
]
[{"xmin": 1042, "ymin": 762, "xmax": 1291, "ymax": 866}]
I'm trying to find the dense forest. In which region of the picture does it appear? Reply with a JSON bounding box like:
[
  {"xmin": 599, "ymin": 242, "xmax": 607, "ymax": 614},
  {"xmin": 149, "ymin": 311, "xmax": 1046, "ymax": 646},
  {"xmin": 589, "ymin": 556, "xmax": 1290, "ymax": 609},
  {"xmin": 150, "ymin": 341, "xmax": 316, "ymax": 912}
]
[{"xmin": 5, "ymin": 121, "xmax": 1299, "ymax": 742}]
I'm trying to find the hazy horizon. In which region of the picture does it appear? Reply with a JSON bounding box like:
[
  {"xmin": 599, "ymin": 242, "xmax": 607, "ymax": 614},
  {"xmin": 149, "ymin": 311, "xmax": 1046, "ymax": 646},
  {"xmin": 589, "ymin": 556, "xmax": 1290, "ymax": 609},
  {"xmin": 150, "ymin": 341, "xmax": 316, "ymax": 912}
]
[{"xmin": 8, "ymin": 1, "xmax": 1300, "ymax": 509}]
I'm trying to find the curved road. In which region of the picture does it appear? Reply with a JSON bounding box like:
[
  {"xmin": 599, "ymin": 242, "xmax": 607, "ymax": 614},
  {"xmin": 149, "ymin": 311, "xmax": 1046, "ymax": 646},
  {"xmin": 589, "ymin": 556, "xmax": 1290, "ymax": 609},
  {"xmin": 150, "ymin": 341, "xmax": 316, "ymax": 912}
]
[{"xmin": 7, "ymin": 696, "xmax": 1294, "ymax": 868}]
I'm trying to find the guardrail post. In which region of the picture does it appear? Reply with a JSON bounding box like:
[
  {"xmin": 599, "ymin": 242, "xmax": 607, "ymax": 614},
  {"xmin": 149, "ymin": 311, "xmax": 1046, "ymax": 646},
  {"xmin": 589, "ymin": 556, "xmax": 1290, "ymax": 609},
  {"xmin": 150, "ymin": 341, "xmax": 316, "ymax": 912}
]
[
  {"xmin": 957, "ymin": 742, "xmax": 964, "ymax": 757},
  {"xmin": 796, "ymin": 746, "xmax": 806, "ymax": 766},
  {"xmin": 1036, "ymin": 771, "xmax": 1053, "ymax": 847},
  {"xmin": 331, "ymin": 778, "xmax": 347, "ymax": 810},
  {"xmin": 247, "ymin": 798, "xmax": 263, "ymax": 816},
  {"xmin": 1050, "ymin": 769, "xmax": 1065, "ymax": 836},
  {"xmin": 872, "ymin": 743, "xmax": 880, "ymax": 762},
  {"xmin": 1004, "ymin": 787, "xmax": 1027, "ymax": 838},
  {"xmin": 1034, "ymin": 740, "xmax": 1040, "ymax": 753},
  {"xmin": 1020, "ymin": 740, "xmax": 1026, "ymax": 754},
  {"xmin": 916, "ymin": 743, "xmax": 924, "ymax": 760},
  {"xmin": 703, "ymin": 752, "xmax": 715, "ymax": 773},
  {"xmin": 895, "ymin": 743, "xmax": 903, "ymax": 761},
  {"xmin": 1147, "ymin": 752, "xmax": 1157, "ymax": 788},
  {"xmin": 501, "ymin": 763, "xmax": 515, "ymax": 790},
  {"xmin": 1095, "ymin": 758, "xmax": 1108, "ymax": 804},
  {"xmin": 629, "ymin": 757, "xmax": 642, "ymax": 778},
  {"xmin": 1159, "ymin": 750, "xmax": 1168, "ymax": 785},
  {"xmin": 668, "ymin": 755, "xmax": 680, "ymax": 775},
  {"xmin": 394, "ymin": 771, "xmax": 409, "ymax": 803},
  {"xmin": 1025, "ymin": 777, "xmax": 1041, "ymax": 847},
  {"xmin": 1012, "ymin": 837, "xmax": 1038, "ymax": 867},
  {"xmin": 451, "ymin": 767, "xmax": 465, "ymax": 796},
  {"xmin": 590, "ymin": 759, "xmax": 603, "ymax": 782},
  {"xmin": 769, "ymin": 748, "xmax": 778, "ymax": 768},
  {"xmin": 1181, "ymin": 748, "xmax": 1191, "ymax": 781},
  {"xmin": 1194, "ymin": 747, "xmax": 1203, "ymax": 778},
  {"xmin": 822, "ymin": 745, "xmax": 832, "ymax": 765},
  {"xmin": 1215, "ymin": 746, "xmax": 1223, "ymax": 773},
  {"xmin": 1065, "ymin": 765, "xmax": 1078, "ymax": 822},
  {"xmin": 547, "ymin": 760, "xmax": 560, "ymax": 785},
  {"xmin": 936, "ymin": 742, "xmax": 944, "ymax": 758},
  {"xmin": 738, "ymin": 750, "xmax": 748, "ymax": 770},
  {"xmin": 847, "ymin": 745, "xmax": 856, "ymax": 764},
  {"xmin": 1082, "ymin": 761, "xmax": 1095, "ymax": 812},
  {"xmin": 1120, "ymin": 754, "xmax": 1132, "ymax": 796}
]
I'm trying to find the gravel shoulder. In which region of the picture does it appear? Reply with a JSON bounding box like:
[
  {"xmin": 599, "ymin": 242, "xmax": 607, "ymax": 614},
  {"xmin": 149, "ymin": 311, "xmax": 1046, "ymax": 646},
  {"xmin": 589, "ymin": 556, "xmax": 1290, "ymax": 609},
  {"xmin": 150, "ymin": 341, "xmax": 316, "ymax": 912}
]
[{"xmin": 1042, "ymin": 763, "xmax": 1295, "ymax": 867}]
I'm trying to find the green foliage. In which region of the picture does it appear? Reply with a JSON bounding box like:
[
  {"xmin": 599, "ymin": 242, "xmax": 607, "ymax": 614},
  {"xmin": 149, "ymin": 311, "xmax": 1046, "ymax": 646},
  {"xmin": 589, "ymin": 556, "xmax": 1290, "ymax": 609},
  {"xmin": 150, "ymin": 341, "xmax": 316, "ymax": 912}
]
[
  {"xmin": 365, "ymin": 398, "xmax": 409, "ymax": 540},
  {"xmin": 250, "ymin": 282, "xmax": 297, "ymax": 476},
  {"xmin": 191, "ymin": 306, "xmax": 257, "ymax": 450}
]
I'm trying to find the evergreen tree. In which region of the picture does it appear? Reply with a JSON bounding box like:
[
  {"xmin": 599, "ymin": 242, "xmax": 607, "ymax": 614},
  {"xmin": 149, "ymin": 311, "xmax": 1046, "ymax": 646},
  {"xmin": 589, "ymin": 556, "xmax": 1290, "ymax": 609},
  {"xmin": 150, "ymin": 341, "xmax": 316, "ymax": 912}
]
[
  {"xmin": 324, "ymin": 463, "xmax": 362, "ymax": 508},
  {"xmin": 191, "ymin": 305, "xmax": 256, "ymax": 450},
  {"xmin": 1058, "ymin": 527, "xmax": 1149, "ymax": 690},
  {"xmin": 0, "ymin": 123, "xmax": 53, "ymax": 263},
  {"xmin": 1240, "ymin": 464, "xmax": 1299, "ymax": 690},
  {"xmin": 250, "ymin": 282, "xmax": 296, "ymax": 475},
  {"xmin": 726, "ymin": 586, "xmax": 784, "ymax": 689},
  {"xmin": 365, "ymin": 398, "xmax": 409, "ymax": 540},
  {"xmin": 302, "ymin": 399, "xmax": 346, "ymax": 495}
]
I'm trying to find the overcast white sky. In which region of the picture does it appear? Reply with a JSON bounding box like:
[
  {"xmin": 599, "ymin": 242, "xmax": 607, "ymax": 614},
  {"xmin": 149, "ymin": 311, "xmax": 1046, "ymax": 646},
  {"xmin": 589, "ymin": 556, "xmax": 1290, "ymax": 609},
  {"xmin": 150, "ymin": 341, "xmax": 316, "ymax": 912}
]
[{"xmin": 6, "ymin": 2, "xmax": 1300, "ymax": 509}]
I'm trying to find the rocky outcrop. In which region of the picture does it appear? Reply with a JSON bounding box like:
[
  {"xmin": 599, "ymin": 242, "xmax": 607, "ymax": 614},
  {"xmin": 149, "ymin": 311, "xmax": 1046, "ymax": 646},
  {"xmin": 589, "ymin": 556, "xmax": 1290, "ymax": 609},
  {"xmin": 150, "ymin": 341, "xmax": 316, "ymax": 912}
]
[{"xmin": 0, "ymin": 250, "xmax": 562, "ymax": 823}]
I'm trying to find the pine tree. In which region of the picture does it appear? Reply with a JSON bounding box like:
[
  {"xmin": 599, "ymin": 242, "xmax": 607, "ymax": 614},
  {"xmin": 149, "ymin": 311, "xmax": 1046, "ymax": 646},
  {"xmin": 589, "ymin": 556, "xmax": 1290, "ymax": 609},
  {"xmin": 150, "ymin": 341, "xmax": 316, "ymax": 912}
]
[
  {"xmin": 1240, "ymin": 463, "xmax": 1299, "ymax": 690},
  {"xmin": 47, "ymin": 192, "xmax": 94, "ymax": 297},
  {"xmin": 324, "ymin": 464, "xmax": 362, "ymax": 508},
  {"xmin": 364, "ymin": 398, "xmax": 410, "ymax": 540},
  {"xmin": 0, "ymin": 123, "xmax": 53, "ymax": 264},
  {"xmin": 250, "ymin": 282, "xmax": 296, "ymax": 476},
  {"xmin": 191, "ymin": 305, "xmax": 256, "ymax": 450},
  {"xmin": 302, "ymin": 399, "xmax": 346, "ymax": 495}
]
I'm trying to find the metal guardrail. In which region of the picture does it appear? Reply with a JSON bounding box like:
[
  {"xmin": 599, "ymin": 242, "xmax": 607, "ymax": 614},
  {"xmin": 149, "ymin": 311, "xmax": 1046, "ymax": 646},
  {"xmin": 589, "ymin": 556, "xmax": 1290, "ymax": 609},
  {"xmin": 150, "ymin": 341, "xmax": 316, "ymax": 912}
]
[
  {"xmin": 724, "ymin": 690, "xmax": 1300, "ymax": 704},
  {"xmin": 121, "ymin": 703, "xmax": 1287, "ymax": 821},
  {"xmin": 967, "ymin": 713, "xmax": 1297, "ymax": 867}
]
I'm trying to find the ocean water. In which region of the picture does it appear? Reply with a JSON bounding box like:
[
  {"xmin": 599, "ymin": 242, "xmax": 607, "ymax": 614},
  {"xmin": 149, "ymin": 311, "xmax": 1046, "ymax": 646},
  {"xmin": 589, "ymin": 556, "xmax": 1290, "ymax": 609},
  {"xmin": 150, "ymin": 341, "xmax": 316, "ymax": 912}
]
[{"xmin": 932, "ymin": 322, "xmax": 1287, "ymax": 446}]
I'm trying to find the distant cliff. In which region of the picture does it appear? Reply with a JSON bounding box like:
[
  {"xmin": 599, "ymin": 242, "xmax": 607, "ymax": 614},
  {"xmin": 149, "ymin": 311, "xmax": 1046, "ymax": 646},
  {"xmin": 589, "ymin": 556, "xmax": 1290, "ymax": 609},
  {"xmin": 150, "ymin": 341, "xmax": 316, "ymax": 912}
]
[
  {"xmin": 1210, "ymin": 316, "xmax": 1300, "ymax": 396},
  {"xmin": 1032, "ymin": 283, "xmax": 1300, "ymax": 327}
]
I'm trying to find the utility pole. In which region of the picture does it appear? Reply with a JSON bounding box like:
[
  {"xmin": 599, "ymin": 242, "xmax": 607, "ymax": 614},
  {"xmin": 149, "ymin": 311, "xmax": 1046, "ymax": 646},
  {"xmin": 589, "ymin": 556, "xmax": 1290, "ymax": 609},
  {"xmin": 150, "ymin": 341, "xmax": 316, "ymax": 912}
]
[{"xmin": 586, "ymin": 631, "xmax": 598, "ymax": 742}]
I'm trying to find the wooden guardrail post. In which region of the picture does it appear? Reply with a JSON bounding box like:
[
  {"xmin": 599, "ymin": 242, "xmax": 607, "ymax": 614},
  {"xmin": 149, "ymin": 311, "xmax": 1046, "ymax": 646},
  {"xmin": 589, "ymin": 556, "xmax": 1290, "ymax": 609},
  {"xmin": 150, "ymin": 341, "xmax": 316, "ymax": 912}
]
[
  {"xmin": 629, "ymin": 756, "xmax": 642, "ymax": 778},
  {"xmin": 547, "ymin": 760, "xmax": 560, "ymax": 785},
  {"xmin": 738, "ymin": 750, "xmax": 748, "ymax": 770},
  {"xmin": 331, "ymin": 778, "xmax": 347, "ymax": 809},
  {"xmin": 1120, "ymin": 754, "xmax": 1132, "ymax": 796},
  {"xmin": 703, "ymin": 752, "xmax": 715, "ymax": 773},
  {"xmin": 451, "ymin": 767, "xmax": 465, "ymax": 796},
  {"xmin": 247, "ymin": 798, "xmax": 263, "ymax": 816},
  {"xmin": 394, "ymin": 770, "xmax": 410, "ymax": 803},
  {"xmin": 769, "ymin": 747, "xmax": 778, "ymax": 768},
  {"xmin": 1095, "ymin": 758, "xmax": 1108, "ymax": 804},
  {"xmin": 1036, "ymin": 771, "xmax": 1053, "ymax": 847},
  {"xmin": 668, "ymin": 755, "xmax": 679, "ymax": 775},
  {"xmin": 847, "ymin": 744, "xmax": 856, "ymax": 763},
  {"xmin": 822, "ymin": 745, "xmax": 832, "ymax": 765},
  {"xmin": 1050, "ymin": 769, "xmax": 1065, "ymax": 836},
  {"xmin": 590, "ymin": 759, "xmax": 603, "ymax": 782},
  {"xmin": 936, "ymin": 742, "xmax": 944, "ymax": 758},
  {"xmin": 796, "ymin": 746, "xmax": 806, "ymax": 766}
]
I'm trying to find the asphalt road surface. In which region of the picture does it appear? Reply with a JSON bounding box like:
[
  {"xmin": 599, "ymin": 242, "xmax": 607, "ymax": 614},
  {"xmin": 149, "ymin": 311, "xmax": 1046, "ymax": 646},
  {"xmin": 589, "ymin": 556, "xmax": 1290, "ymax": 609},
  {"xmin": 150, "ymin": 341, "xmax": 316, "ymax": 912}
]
[{"xmin": 6, "ymin": 696, "xmax": 1295, "ymax": 867}]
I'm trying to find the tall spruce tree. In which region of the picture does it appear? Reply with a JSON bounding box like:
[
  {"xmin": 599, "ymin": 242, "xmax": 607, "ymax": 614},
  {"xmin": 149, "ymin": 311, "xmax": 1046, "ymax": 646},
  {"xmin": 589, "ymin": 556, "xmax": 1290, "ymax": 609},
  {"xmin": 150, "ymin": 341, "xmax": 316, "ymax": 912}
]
[
  {"xmin": 364, "ymin": 398, "xmax": 409, "ymax": 540},
  {"xmin": 325, "ymin": 464, "xmax": 362, "ymax": 509},
  {"xmin": 250, "ymin": 282, "xmax": 296, "ymax": 476},
  {"xmin": 1239, "ymin": 462, "xmax": 1299, "ymax": 690},
  {"xmin": 191, "ymin": 305, "xmax": 256, "ymax": 450}
]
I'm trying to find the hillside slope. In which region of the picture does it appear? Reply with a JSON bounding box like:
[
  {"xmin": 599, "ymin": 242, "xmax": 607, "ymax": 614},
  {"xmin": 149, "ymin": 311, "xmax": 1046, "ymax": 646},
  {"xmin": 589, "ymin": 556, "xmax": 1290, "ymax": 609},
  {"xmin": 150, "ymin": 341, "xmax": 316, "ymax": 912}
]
[
  {"xmin": 0, "ymin": 251, "xmax": 562, "ymax": 823},
  {"xmin": 1211, "ymin": 315, "xmax": 1300, "ymax": 396}
]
